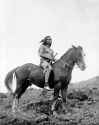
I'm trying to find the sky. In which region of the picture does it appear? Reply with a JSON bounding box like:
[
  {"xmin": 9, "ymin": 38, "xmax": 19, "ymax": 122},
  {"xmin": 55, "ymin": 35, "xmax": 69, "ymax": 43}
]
[{"xmin": 0, "ymin": 0, "xmax": 99, "ymax": 92}]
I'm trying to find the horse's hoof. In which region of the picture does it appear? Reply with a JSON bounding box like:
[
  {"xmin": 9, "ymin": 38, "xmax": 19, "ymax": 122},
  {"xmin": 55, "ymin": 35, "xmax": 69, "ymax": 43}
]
[
  {"xmin": 62, "ymin": 109, "xmax": 67, "ymax": 114},
  {"xmin": 12, "ymin": 110, "xmax": 16, "ymax": 113},
  {"xmin": 12, "ymin": 109, "xmax": 17, "ymax": 116},
  {"xmin": 17, "ymin": 108, "xmax": 21, "ymax": 112},
  {"xmin": 12, "ymin": 107, "xmax": 16, "ymax": 113},
  {"xmin": 12, "ymin": 107, "xmax": 21, "ymax": 113},
  {"xmin": 53, "ymin": 111, "xmax": 58, "ymax": 118}
]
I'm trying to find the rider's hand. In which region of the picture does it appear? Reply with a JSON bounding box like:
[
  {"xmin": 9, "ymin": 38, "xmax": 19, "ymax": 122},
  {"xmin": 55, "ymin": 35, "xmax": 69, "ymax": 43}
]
[
  {"xmin": 52, "ymin": 58, "xmax": 56, "ymax": 62},
  {"xmin": 54, "ymin": 52, "xmax": 58, "ymax": 57}
]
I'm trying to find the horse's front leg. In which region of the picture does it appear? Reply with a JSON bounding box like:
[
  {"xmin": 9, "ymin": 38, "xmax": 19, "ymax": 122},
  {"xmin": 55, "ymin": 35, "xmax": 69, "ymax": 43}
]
[
  {"xmin": 61, "ymin": 84, "xmax": 68, "ymax": 112},
  {"xmin": 51, "ymin": 82, "xmax": 61, "ymax": 112}
]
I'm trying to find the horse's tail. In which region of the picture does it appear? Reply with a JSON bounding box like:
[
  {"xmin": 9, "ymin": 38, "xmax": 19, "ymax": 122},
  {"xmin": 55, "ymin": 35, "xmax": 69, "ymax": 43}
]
[{"xmin": 5, "ymin": 67, "xmax": 18, "ymax": 94}]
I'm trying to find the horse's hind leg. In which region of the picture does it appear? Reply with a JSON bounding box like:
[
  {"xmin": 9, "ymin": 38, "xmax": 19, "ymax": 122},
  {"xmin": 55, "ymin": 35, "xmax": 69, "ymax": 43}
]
[
  {"xmin": 12, "ymin": 79, "xmax": 29, "ymax": 113},
  {"xmin": 12, "ymin": 95, "xmax": 19, "ymax": 113}
]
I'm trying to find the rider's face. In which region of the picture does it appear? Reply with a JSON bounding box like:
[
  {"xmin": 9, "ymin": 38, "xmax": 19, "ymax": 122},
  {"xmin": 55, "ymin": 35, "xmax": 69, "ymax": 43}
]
[{"xmin": 46, "ymin": 37, "xmax": 52, "ymax": 47}]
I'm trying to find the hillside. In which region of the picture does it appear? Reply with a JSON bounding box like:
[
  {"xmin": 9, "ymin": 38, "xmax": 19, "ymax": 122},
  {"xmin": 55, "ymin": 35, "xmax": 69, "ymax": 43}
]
[
  {"xmin": 70, "ymin": 76, "xmax": 99, "ymax": 89},
  {"xmin": 0, "ymin": 76, "xmax": 99, "ymax": 125}
]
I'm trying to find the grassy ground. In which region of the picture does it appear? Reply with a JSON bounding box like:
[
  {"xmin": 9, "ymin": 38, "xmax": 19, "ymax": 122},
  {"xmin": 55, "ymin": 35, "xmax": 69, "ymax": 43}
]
[{"xmin": 0, "ymin": 76, "xmax": 99, "ymax": 125}]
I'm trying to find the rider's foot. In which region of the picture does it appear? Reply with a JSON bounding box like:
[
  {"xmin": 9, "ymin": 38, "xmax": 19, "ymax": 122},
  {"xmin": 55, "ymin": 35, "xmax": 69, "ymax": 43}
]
[
  {"xmin": 44, "ymin": 86, "xmax": 52, "ymax": 90},
  {"xmin": 44, "ymin": 82, "xmax": 51, "ymax": 90}
]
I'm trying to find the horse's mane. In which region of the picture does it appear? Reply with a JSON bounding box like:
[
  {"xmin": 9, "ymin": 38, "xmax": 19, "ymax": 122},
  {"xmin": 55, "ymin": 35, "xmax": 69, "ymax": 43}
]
[{"xmin": 60, "ymin": 47, "xmax": 74, "ymax": 60}]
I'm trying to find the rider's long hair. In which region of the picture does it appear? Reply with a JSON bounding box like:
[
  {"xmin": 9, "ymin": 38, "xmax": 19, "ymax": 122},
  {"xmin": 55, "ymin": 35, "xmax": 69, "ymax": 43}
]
[{"xmin": 40, "ymin": 36, "xmax": 52, "ymax": 46}]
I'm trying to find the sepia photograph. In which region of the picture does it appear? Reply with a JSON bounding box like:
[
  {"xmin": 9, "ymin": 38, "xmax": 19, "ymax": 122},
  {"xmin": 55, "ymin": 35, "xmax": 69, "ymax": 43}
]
[{"xmin": 0, "ymin": 0, "xmax": 99, "ymax": 124}]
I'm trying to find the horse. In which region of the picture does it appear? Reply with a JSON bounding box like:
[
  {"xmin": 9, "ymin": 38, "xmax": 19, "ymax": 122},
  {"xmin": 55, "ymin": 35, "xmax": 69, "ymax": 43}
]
[{"xmin": 5, "ymin": 45, "xmax": 86, "ymax": 113}]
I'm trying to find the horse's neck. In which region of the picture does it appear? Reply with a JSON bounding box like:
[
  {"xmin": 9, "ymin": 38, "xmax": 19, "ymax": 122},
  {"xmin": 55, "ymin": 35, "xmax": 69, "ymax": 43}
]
[{"xmin": 56, "ymin": 50, "xmax": 76, "ymax": 69}]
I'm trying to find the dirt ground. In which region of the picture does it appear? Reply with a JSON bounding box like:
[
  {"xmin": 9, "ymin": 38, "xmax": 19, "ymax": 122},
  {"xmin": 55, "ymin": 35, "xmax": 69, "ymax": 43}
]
[{"xmin": 0, "ymin": 76, "xmax": 99, "ymax": 125}]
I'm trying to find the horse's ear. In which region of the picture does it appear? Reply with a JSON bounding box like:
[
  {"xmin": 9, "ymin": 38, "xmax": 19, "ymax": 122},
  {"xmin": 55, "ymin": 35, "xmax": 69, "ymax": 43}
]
[
  {"xmin": 77, "ymin": 45, "xmax": 83, "ymax": 50},
  {"xmin": 72, "ymin": 45, "xmax": 77, "ymax": 49}
]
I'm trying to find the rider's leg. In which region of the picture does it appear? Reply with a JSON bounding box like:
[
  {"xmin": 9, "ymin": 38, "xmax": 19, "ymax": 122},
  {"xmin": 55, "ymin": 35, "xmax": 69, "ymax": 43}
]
[
  {"xmin": 40, "ymin": 61, "xmax": 52, "ymax": 96},
  {"xmin": 45, "ymin": 64, "xmax": 52, "ymax": 86},
  {"xmin": 40, "ymin": 60, "xmax": 52, "ymax": 87}
]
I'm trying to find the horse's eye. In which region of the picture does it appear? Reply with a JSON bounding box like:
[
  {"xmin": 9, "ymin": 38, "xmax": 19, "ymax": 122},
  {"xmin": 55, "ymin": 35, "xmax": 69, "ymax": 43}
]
[
  {"xmin": 84, "ymin": 54, "xmax": 86, "ymax": 57},
  {"xmin": 78, "ymin": 58, "xmax": 81, "ymax": 62},
  {"xmin": 78, "ymin": 53, "xmax": 82, "ymax": 58}
]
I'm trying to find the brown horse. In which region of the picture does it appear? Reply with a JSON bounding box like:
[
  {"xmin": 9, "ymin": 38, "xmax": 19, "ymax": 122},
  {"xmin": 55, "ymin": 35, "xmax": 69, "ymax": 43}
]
[{"xmin": 5, "ymin": 45, "xmax": 86, "ymax": 112}]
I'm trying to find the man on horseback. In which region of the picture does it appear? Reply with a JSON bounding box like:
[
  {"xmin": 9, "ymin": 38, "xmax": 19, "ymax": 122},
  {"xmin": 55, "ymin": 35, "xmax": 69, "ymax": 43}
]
[{"xmin": 38, "ymin": 36, "xmax": 56, "ymax": 88}]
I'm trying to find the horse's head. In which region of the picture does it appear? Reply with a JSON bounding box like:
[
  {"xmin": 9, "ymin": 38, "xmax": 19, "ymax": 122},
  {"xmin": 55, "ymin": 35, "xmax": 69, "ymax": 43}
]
[{"xmin": 72, "ymin": 45, "xmax": 86, "ymax": 71}]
